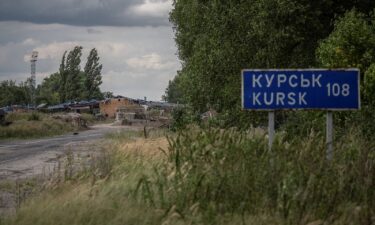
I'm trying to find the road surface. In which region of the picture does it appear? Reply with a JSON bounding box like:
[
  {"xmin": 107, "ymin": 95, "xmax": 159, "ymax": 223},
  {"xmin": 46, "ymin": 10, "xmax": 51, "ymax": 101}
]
[{"xmin": 0, "ymin": 124, "xmax": 132, "ymax": 179}]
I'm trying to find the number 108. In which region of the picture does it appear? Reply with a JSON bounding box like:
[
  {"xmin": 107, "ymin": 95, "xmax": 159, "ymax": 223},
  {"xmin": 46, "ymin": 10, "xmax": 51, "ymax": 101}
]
[{"xmin": 327, "ymin": 83, "xmax": 350, "ymax": 97}]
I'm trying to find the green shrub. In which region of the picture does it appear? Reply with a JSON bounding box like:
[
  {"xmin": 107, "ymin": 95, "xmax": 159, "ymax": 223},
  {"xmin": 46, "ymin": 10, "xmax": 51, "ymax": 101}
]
[
  {"xmin": 27, "ymin": 112, "xmax": 40, "ymax": 121},
  {"xmin": 80, "ymin": 113, "xmax": 96, "ymax": 125},
  {"xmin": 5, "ymin": 112, "xmax": 30, "ymax": 122},
  {"xmin": 0, "ymin": 114, "xmax": 75, "ymax": 139},
  {"xmin": 170, "ymin": 106, "xmax": 200, "ymax": 131},
  {"xmin": 280, "ymin": 111, "xmax": 325, "ymax": 139},
  {"xmin": 364, "ymin": 64, "xmax": 375, "ymax": 105}
]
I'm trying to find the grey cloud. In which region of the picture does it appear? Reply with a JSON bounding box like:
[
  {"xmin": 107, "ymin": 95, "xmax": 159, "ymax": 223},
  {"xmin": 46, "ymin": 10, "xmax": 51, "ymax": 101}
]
[
  {"xmin": 87, "ymin": 28, "xmax": 102, "ymax": 34},
  {"xmin": 0, "ymin": 22, "xmax": 180, "ymax": 100},
  {"xmin": 0, "ymin": 0, "xmax": 171, "ymax": 27}
]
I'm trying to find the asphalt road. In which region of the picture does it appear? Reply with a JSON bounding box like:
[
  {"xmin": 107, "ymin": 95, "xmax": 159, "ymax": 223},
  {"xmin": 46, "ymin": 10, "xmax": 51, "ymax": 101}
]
[{"xmin": 0, "ymin": 124, "xmax": 131, "ymax": 179}]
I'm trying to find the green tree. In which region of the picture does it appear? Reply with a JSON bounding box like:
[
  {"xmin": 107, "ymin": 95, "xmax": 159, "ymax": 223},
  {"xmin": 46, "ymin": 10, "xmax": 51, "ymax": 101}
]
[
  {"xmin": 317, "ymin": 9, "xmax": 375, "ymax": 104},
  {"xmin": 163, "ymin": 71, "xmax": 186, "ymax": 103},
  {"xmin": 59, "ymin": 51, "xmax": 68, "ymax": 102},
  {"xmin": 0, "ymin": 80, "xmax": 30, "ymax": 106},
  {"xmin": 58, "ymin": 46, "xmax": 83, "ymax": 102},
  {"xmin": 167, "ymin": 0, "xmax": 375, "ymax": 115},
  {"xmin": 102, "ymin": 91, "xmax": 114, "ymax": 99},
  {"xmin": 19, "ymin": 78, "xmax": 33, "ymax": 105},
  {"xmin": 84, "ymin": 48, "xmax": 103, "ymax": 100},
  {"xmin": 364, "ymin": 64, "xmax": 375, "ymax": 105},
  {"xmin": 316, "ymin": 9, "xmax": 375, "ymax": 72},
  {"xmin": 65, "ymin": 46, "xmax": 83, "ymax": 101},
  {"xmin": 36, "ymin": 73, "xmax": 60, "ymax": 105}
]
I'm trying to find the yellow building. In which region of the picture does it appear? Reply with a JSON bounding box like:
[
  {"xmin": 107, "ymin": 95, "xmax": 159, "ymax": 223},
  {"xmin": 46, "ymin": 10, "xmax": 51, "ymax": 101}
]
[{"xmin": 99, "ymin": 97, "xmax": 139, "ymax": 118}]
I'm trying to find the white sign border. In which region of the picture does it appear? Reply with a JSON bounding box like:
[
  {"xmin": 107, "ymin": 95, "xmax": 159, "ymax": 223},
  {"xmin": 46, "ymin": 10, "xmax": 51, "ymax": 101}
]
[{"xmin": 241, "ymin": 68, "xmax": 361, "ymax": 111}]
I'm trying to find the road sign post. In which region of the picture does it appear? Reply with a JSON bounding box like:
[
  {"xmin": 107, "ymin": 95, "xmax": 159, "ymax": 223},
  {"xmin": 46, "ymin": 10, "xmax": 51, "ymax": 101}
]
[
  {"xmin": 242, "ymin": 69, "xmax": 360, "ymax": 157},
  {"xmin": 326, "ymin": 112, "xmax": 333, "ymax": 160},
  {"xmin": 268, "ymin": 111, "xmax": 275, "ymax": 150}
]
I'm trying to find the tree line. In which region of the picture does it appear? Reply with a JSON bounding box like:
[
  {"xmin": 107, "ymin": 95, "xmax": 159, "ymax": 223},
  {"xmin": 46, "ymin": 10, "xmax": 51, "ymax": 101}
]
[
  {"xmin": 0, "ymin": 46, "xmax": 104, "ymax": 107},
  {"xmin": 164, "ymin": 0, "xmax": 375, "ymax": 123}
]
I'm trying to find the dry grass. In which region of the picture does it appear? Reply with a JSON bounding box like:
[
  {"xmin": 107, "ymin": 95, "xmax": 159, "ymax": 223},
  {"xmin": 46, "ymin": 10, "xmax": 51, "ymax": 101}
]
[
  {"xmin": 0, "ymin": 112, "xmax": 76, "ymax": 139},
  {"xmin": 117, "ymin": 137, "xmax": 168, "ymax": 158},
  {"xmin": 0, "ymin": 133, "xmax": 170, "ymax": 225},
  {"xmin": 3, "ymin": 126, "xmax": 373, "ymax": 225}
]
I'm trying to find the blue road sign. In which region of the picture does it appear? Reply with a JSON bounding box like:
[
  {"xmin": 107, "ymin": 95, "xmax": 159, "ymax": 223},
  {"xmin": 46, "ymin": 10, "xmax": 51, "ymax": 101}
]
[{"xmin": 242, "ymin": 69, "xmax": 360, "ymax": 110}]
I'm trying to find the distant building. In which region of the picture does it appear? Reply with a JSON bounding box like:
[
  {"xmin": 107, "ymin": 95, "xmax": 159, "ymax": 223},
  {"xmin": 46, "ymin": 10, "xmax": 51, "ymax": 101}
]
[
  {"xmin": 99, "ymin": 97, "xmax": 139, "ymax": 118},
  {"xmin": 69, "ymin": 100, "xmax": 99, "ymax": 114},
  {"xmin": 46, "ymin": 100, "xmax": 100, "ymax": 114}
]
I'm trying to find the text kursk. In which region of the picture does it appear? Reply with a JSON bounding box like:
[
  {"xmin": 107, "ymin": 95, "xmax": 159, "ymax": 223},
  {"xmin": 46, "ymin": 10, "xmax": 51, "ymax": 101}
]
[{"xmin": 250, "ymin": 73, "xmax": 322, "ymax": 106}]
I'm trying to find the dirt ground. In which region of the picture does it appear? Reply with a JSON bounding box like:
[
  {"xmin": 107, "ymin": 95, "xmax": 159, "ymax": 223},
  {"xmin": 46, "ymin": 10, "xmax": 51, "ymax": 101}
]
[
  {"xmin": 0, "ymin": 140, "xmax": 103, "ymax": 216},
  {"xmin": 0, "ymin": 124, "xmax": 140, "ymax": 179},
  {"xmin": 0, "ymin": 123, "xmax": 141, "ymax": 217},
  {"xmin": 0, "ymin": 140, "xmax": 101, "ymax": 180}
]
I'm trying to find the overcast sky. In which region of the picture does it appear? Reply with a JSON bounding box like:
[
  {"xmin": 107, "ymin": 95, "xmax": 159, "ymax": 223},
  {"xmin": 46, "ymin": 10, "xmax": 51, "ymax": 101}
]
[{"xmin": 0, "ymin": 0, "xmax": 180, "ymax": 101}]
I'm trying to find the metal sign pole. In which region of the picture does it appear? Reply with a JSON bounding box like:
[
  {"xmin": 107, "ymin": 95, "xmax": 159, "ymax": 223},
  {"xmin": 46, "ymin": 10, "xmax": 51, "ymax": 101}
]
[
  {"xmin": 268, "ymin": 111, "xmax": 275, "ymax": 150},
  {"xmin": 326, "ymin": 111, "xmax": 333, "ymax": 160},
  {"xmin": 241, "ymin": 69, "xmax": 360, "ymax": 156}
]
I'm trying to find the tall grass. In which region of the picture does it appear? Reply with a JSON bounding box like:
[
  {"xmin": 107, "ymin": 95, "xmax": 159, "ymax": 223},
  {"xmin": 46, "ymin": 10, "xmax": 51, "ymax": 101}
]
[
  {"xmin": 136, "ymin": 126, "xmax": 374, "ymax": 224},
  {"xmin": 1, "ymin": 136, "xmax": 168, "ymax": 225},
  {"xmin": 2, "ymin": 126, "xmax": 374, "ymax": 224}
]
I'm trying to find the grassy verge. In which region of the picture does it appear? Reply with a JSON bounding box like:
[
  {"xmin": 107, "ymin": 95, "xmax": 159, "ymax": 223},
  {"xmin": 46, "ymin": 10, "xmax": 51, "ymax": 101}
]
[
  {"xmin": 1, "ymin": 131, "xmax": 168, "ymax": 225},
  {"xmin": 1, "ymin": 127, "xmax": 374, "ymax": 225},
  {"xmin": 0, "ymin": 112, "xmax": 78, "ymax": 140},
  {"xmin": 79, "ymin": 113, "xmax": 114, "ymax": 126}
]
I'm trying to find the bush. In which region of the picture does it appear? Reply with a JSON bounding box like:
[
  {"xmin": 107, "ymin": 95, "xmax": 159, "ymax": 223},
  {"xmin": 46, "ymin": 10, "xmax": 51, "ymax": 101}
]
[
  {"xmin": 5, "ymin": 112, "xmax": 31, "ymax": 122},
  {"xmin": 27, "ymin": 112, "xmax": 40, "ymax": 121},
  {"xmin": 0, "ymin": 113, "xmax": 75, "ymax": 139},
  {"xmin": 170, "ymin": 106, "xmax": 200, "ymax": 131},
  {"xmin": 280, "ymin": 111, "xmax": 325, "ymax": 139},
  {"xmin": 364, "ymin": 64, "xmax": 375, "ymax": 105},
  {"xmin": 80, "ymin": 113, "xmax": 96, "ymax": 125}
]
